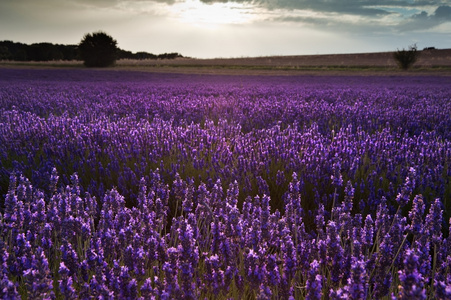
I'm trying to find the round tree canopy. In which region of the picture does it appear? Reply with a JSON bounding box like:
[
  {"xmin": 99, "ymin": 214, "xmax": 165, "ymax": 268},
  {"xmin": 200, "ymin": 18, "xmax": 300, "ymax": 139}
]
[{"xmin": 78, "ymin": 31, "xmax": 118, "ymax": 67}]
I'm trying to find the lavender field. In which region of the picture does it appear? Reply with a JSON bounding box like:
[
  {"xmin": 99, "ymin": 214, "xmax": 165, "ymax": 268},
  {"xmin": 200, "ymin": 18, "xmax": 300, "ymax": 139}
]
[{"xmin": 0, "ymin": 68, "xmax": 450, "ymax": 299}]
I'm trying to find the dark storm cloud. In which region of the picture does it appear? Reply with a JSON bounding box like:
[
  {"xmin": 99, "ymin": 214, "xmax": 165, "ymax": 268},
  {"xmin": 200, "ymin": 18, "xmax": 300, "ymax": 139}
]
[
  {"xmin": 434, "ymin": 5, "xmax": 451, "ymax": 19},
  {"xmin": 400, "ymin": 5, "xmax": 451, "ymax": 30}
]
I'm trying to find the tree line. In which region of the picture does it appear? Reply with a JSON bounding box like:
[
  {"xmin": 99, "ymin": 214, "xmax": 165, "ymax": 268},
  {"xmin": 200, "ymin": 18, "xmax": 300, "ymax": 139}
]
[{"xmin": 0, "ymin": 40, "xmax": 182, "ymax": 62}]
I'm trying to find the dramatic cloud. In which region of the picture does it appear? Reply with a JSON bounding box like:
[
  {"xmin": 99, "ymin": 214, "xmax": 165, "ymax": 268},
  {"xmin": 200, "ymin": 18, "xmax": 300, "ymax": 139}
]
[
  {"xmin": 399, "ymin": 5, "xmax": 451, "ymax": 30},
  {"xmin": 71, "ymin": 0, "xmax": 180, "ymax": 6},
  {"xmin": 199, "ymin": 0, "xmax": 444, "ymax": 13},
  {"xmin": 433, "ymin": 5, "xmax": 451, "ymax": 19},
  {"xmin": 0, "ymin": 0, "xmax": 450, "ymax": 57},
  {"xmin": 199, "ymin": 0, "xmax": 451, "ymax": 23}
]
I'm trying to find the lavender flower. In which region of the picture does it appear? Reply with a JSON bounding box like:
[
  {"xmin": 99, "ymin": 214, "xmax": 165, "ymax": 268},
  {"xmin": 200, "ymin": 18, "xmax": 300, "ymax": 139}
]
[
  {"xmin": 260, "ymin": 194, "xmax": 271, "ymax": 243},
  {"xmin": 398, "ymin": 249, "xmax": 426, "ymax": 300},
  {"xmin": 257, "ymin": 284, "xmax": 272, "ymax": 300},
  {"xmin": 49, "ymin": 167, "xmax": 59, "ymax": 195},
  {"xmin": 408, "ymin": 194, "xmax": 425, "ymax": 236},
  {"xmin": 331, "ymin": 156, "xmax": 343, "ymax": 188},
  {"xmin": 264, "ymin": 254, "xmax": 280, "ymax": 289},
  {"xmin": 433, "ymin": 276, "xmax": 451, "ymax": 300},
  {"xmin": 424, "ymin": 198, "xmax": 443, "ymax": 246},
  {"xmin": 345, "ymin": 256, "xmax": 367, "ymax": 300},
  {"xmin": 371, "ymin": 234, "xmax": 393, "ymax": 299},
  {"xmin": 10, "ymin": 232, "xmax": 33, "ymax": 276},
  {"xmin": 0, "ymin": 273, "xmax": 19, "ymax": 300},
  {"xmin": 395, "ymin": 167, "xmax": 416, "ymax": 207},
  {"xmin": 256, "ymin": 176, "xmax": 270, "ymax": 196},
  {"xmin": 23, "ymin": 247, "xmax": 54, "ymax": 300},
  {"xmin": 162, "ymin": 247, "xmax": 180, "ymax": 299},
  {"xmin": 203, "ymin": 254, "xmax": 224, "ymax": 296},
  {"xmin": 315, "ymin": 204, "xmax": 325, "ymax": 240},
  {"xmin": 89, "ymin": 275, "xmax": 114, "ymax": 299},
  {"xmin": 177, "ymin": 219, "xmax": 199, "ymax": 299},
  {"xmin": 326, "ymin": 221, "xmax": 344, "ymax": 287},
  {"xmin": 305, "ymin": 260, "xmax": 322, "ymax": 300},
  {"xmin": 60, "ymin": 241, "xmax": 79, "ymax": 279},
  {"xmin": 375, "ymin": 197, "xmax": 391, "ymax": 240},
  {"xmin": 276, "ymin": 170, "xmax": 286, "ymax": 186},
  {"xmin": 363, "ymin": 214, "xmax": 373, "ymax": 252},
  {"xmin": 3, "ymin": 177, "xmax": 19, "ymax": 233},
  {"xmin": 58, "ymin": 262, "xmax": 77, "ymax": 299},
  {"xmin": 281, "ymin": 225, "xmax": 297, "ymax": 291},
  {"xmin": 244, "ymin": 248, "xmax": 264, "ymax": 291},
  {"xmin": 31, "ymin": 195, "xmax": 46, "ymax": 233},
  {"xmin": 1, "ymin": 71, "xmax": 451, "ymax": 299}
]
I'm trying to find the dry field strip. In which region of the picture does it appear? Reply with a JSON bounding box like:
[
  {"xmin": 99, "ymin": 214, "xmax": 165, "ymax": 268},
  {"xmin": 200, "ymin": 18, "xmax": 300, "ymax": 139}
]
[{"xmin": 2, "ymin": 49, "xmax": 451, "ymax": 76}]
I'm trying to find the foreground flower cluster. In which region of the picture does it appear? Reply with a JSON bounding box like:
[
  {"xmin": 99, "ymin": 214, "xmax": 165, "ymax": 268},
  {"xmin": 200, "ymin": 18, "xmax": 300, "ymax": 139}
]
[
  {"xmin": 0, "ymin": 69, "xmax": 450, "ymax": 298},
  {"xmin": 2, "ymin": 170, "xmax": 451, "ymax": 299}
]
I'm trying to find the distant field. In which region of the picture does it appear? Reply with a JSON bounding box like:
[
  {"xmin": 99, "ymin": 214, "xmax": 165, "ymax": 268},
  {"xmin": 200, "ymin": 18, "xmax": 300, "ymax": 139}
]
[
  {"xmin": 1, "ymin": 48, "xmax": 451, "ymax": 75},
  {"xmin": 120, "ymin": 48, "xmax": 451, "ymax": 67}
]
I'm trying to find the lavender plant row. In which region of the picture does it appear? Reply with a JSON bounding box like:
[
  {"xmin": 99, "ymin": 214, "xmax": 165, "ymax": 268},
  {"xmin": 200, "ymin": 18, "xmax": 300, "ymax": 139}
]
[
  {"xmin": 1, "ymin": 69, "xmax": 450, "ymax": 138},
  {"xmin": 2, "ymin": 171, "xmax": 450, "ymax": 299},
  {"xmin": 0, "ymin": 69, "xmax": 450, "ymax": 298}
]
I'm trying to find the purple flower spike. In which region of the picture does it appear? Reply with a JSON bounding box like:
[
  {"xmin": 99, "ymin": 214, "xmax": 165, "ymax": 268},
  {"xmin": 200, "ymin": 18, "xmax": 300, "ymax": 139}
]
[
  {"xmin": 49, "ymin": 167, "xmax": 59, "ymax": 195},
  {"xmin": 305, "ymin": 260, "xmax": 322, "ymax": 300},
  {"xmin": 89, "ymin": 275, "xmax": 114, "ymax": 299},
  {"xmin": 162, "ymin": 247, "xmax": 180, "ymax": 299},
  {"xmin": 60, "ymin": 241, "xmax": 79, "ymax": 278},
  {"xmin": 331, "ymin": 156, "xmax": 343, "ymax": 188},
  {"xmin": 257, "ymin": 284, "xmax": 272, "ymax": 300},
  {"xmin": 58, "ymin": 262, "xmax": 77, "ymax": 299},
  {"xmin": 398, "ymin": 249, "xmax": 426, "ymax": 300},
  {"xmin": 315, "ymin": 204, "xmax": 325, "ymax": 239},
  {"xmin": 140, "ymin": 278, "xmax": 154, "ymax": 299},
  {"xmin": 371, "ymin": 235, "xmax": 393, "ymax": 299},
  {"xmin": 424, "ymin": 198, "xmax": 443, "ymax": 246},
  {"xmin": 3, "ymin": 177, "xmax": 19, "ymax": 233},
  {"xmin": 433, "ymin": 277, "xmax": 451, "ymax": 300},
  {"xmin": 326, "ymin": 221, "xmax": 344, "ymax": 287},
  {"xmin": 363, "ymin": 214, "xmax": 373, "ymax": 250},
  {"xmin": 204, "ymin": 254, "xmax": 224, "ymax": 296},
  {"xmin": 177, "ymin": 219, "xmax": 199, "ymax": 299},
  {"xmin": 345, "ymin": 257, "xmax": 367, "ymax": 300},
  {"xmin": 23, "ymin": 247, "xmax": 54, "ymax": 300},
  {"xmin": 0, "ymin": 273, "xmax": 20, "ymax": 300},
  {"xmin": 264, "ymin": 254, "xmax": 281, "ymax": 288},
  {"xmin": 408, "ymin": 195, "xmax": 425, "ymax": 236},
  {"xmin": 395, "ymin": 167, "xmax": 416, "ymax": 207},
  {"xmin": 244, "ymin": 248, "xmax": 264, "ymax": 291}
]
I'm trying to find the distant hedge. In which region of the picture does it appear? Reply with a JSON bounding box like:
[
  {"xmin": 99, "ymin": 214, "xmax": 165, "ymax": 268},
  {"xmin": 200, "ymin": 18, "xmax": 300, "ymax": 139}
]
[{"xmin": 0, "ymin": 40, "xmax": 182, "ymax": 62}]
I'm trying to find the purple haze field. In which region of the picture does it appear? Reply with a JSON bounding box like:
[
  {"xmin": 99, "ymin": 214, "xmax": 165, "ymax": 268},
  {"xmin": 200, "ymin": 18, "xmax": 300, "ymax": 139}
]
[{"xmin": 0, "ymin": 68, "xmax": 450, "ymax": 298}]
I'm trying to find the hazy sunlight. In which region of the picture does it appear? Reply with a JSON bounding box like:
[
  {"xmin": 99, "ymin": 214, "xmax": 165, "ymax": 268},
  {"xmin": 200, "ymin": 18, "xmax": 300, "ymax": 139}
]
[{"xmin": 169, "ymin": 0, "xmax": 256, "ymax": 27}]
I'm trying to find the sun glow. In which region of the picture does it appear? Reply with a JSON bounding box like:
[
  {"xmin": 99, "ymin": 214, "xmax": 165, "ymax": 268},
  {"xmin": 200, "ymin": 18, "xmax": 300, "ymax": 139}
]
[{"xmin": 168, "ymin": 0, "xmax": 257, "ymax": 27}]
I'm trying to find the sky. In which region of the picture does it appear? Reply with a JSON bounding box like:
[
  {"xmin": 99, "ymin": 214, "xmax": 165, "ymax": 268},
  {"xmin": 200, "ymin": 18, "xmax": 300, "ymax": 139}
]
[{"xmin": 0, "ymin": 0, "xmax": 450, "ymax": 58}]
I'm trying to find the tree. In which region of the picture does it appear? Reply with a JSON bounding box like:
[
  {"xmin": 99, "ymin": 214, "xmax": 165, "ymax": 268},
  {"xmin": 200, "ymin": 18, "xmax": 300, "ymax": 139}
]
[
  {"xmin": 78, "ymin": 31, "xmax": 118, "ymax": 67},
  {"xmin": 393, "ymin": 44, "xmax": 420, "ymax": 70},
  {"xmin": 0, "ymin": 46, "xmax": 11, "ymax": 60},
  {"xmin": 29, "ymin": 43, "xmax": 63, "ymax": 61},
  {"xmin": 0, "ymin": 41, "xmax": 78, "ymax": 61}
]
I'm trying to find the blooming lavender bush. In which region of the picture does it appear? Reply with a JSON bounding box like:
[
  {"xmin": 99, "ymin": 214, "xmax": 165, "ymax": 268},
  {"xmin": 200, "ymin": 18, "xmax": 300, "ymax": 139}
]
[{"xmin": 0, "ymin": 69, "xmax": 450, "ymax": 299}]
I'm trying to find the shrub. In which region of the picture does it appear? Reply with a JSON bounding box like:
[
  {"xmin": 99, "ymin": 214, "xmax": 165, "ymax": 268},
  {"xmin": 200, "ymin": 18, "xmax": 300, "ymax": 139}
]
[
  {"xmin": 393, "ymin": 44, "xmax": 419, "ymax": 70},
  {"xmin": 78, "ymin": 31, "xmax": 118, "ymax": 67}
]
